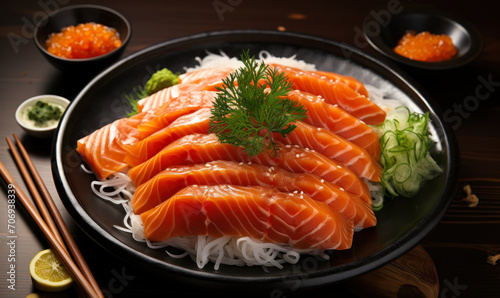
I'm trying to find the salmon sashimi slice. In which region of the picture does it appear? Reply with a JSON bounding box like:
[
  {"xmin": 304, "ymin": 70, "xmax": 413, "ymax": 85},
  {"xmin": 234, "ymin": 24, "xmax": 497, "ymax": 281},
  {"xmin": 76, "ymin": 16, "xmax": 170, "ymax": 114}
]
[
  {"xmin": 273, "ymin": 121, "xmax": 382, "ymax": 182},
  {"xmin": 266, "ymin": 63, "xmax": 369, "ymax": 97},
  {"xmin": 178, "ymin": 67, "xmax": 233, "ymax": 85},
  {"xmin": 131, "ymin": 160, "xmax": 375, "ymax": 229},
  {"xmin": 128, "ymin": 133, "xmax": 371, "ymax": 203},
  {"xmin": 315, "ymin": 70, "xmax": 369, "ymax": 98},
  {"xmin": 140, "ymin": 184, "xmax": 354, "ymax": 250},
  {"xmin": 123, "ymin": 108, "xmax": 211, "ymax": 167},
  {"xmin": 76, "ymin": 115, "xmax": 143, "ymax": 180},
  {"xmin": 270, "ymin": 64, "xmax": 386, "ymax": 125},
  {"xmin": 137, "ymin": 83, "xmax": 207, "ymax": 113},
  {"xmin": 137, "ymin": 91, "xmax": 217, "ymax": 138},
  {"xmin": 287, "ymin": 90, "xmax": 380, "ymax": 160}
]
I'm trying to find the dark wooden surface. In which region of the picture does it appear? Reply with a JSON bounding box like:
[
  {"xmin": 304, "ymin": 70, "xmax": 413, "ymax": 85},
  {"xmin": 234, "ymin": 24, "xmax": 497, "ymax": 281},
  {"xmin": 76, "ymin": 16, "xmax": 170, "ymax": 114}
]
[{"xmin": 1, "ymin": 0, "xmax": 499, "ymax": 297}]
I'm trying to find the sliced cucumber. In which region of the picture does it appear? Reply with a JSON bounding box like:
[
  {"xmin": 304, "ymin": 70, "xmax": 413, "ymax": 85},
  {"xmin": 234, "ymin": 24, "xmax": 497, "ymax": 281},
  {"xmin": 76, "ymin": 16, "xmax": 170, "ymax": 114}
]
[{"xmin": 372, "ymin": 106, "xmax": 442, "ymax": 209}]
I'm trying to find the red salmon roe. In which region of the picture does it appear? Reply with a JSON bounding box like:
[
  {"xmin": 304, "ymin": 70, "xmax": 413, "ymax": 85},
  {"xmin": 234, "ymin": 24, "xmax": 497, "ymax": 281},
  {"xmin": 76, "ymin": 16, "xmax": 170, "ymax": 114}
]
[
  {"xmin": 46, "ymin": 22, "xmax": 122, "ymax": 59},
  {"xmin": 394, "ymin": 31, "xmax": 457, "ymax": 62}
]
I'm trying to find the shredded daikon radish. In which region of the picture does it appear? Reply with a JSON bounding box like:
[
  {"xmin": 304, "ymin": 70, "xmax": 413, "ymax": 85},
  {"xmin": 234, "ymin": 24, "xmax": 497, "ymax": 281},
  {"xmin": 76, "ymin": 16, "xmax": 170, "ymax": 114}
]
[{"xmin": 184, "ymin": 50, "xmax": 317, "ymax": 73}]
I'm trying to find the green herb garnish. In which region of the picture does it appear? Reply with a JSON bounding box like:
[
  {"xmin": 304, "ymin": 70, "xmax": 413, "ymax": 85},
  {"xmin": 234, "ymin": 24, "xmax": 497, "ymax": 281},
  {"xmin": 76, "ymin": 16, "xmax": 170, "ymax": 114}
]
[
  {"xmin": 208, "ymin": 51, "xmax": 307, "ymax": 157},
  {"xmin": 124, "ymin": 85, "xmax": 148, "ymax": 117}
]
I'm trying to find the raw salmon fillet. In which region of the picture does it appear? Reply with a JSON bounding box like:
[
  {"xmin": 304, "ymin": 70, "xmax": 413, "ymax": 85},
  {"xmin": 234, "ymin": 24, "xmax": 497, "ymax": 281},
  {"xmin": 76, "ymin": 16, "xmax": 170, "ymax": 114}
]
[
  {"xmin": 273, "ymin": 121, "xmax": 382, "ymax": 182},
  {"xmin": 315, "ymin": 70, "xmax": 369, "ymax": 98},
  {"xmin": 128, "ymin": 133, "xmax": 371, "ymax": 203},
  {"xmin": 140, "ymin": 184, "xmax": 354, "ymax": 250},
  {"xmin": 287, "ymin": 90, "xmax": 380, "ymax": 160},
  {"xmin": 136, "ymin": 90, "xmax": 217, "ymax": 138},
  {"xmin": 77, "ymin": 92, "xmax": 217, "ymax": 178},
  {"xmin": 131, "ymin": 160, "xmax": 375, "ymax": 229},
  {"xmin": 270, "ymin": 64, "xmax": 386, "ymax": 125},
  {"xmin": 137, "ymin": 83, "xmax": 207, "ymax": 113},
  {"xmin": 124, "ymin": 108, "xmax": 211, "ymax": 166},
  {"xmin": 76, "ymin": 115, "xmax": 143, "ymax": 180},
  {"xmin": 196, "ymin": 64, "xmax": 370, "ymax": 98},
  {"xmin": 178, "ymin": 67, "xmax": 233, "ymax": 85}
]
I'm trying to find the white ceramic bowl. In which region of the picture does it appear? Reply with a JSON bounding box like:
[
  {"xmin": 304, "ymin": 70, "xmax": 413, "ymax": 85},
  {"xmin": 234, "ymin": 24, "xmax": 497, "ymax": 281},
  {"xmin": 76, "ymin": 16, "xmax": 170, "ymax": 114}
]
[{"xmin": 16, "ymin": 95, "xmax": 70, "ymax": 138}]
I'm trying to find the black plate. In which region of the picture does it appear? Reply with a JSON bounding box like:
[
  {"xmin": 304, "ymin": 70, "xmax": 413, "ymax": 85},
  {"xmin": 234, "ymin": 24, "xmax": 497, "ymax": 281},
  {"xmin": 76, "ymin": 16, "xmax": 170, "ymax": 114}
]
[{"xmin": 52, "ymin": 30, "xmax": 458, "ymax": 291}]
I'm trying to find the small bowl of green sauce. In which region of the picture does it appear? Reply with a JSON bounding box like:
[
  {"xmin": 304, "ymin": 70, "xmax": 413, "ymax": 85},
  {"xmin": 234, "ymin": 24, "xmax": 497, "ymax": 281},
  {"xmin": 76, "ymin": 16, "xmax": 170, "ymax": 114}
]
[{"xmin": 16, "ymin": 95, "xmax": 70, "ymax": 138}]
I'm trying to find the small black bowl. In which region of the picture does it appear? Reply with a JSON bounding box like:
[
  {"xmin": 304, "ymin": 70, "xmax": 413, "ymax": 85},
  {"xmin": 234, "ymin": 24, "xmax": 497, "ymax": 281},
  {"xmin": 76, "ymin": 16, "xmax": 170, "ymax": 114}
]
[
  {"xmin": 363, "ymin": 8, "xmax": 483, "ymax": 70},
  {"xmin": 34, "ymin": 4, "xmax": 131, "ymax": 74}
]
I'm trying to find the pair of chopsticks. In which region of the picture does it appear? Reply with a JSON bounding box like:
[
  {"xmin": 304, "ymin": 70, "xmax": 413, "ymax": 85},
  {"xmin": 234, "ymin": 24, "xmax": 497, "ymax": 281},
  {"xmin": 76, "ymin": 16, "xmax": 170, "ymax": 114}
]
[{"xmin": 0, "ymin": 134, "xmax": 103, "ymax": 298}]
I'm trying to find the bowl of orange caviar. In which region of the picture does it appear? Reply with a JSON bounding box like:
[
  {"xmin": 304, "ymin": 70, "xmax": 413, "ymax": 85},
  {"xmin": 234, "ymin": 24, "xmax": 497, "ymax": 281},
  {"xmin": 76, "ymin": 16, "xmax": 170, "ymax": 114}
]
[
  {"xmin": 34, "ymin": 4, "xmax": 131, "ymax": 73},
  {"xmin": 363, "ymin": 8, "xmax": 482, "ymax": 71}
]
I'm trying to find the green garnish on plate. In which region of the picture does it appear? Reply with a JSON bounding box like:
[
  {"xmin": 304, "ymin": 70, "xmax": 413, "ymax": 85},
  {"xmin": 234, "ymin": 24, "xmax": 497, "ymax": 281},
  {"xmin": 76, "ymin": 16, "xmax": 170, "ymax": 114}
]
[
  {"xmin": 208, "ymin": 51, "xmax": 307, "ymax": 157},
  {"xmin": 372, "ymin": 106, "xmax": 442, "ymax": 209}
]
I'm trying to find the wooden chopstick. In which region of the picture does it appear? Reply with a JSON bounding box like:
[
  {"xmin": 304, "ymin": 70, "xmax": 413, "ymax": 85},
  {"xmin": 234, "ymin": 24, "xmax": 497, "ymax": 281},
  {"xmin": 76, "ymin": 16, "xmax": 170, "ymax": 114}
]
[
  {"xmin": 9, "ymin": 134, "xmax": 104, "ymax": 298},
  {"xmin": 5, "ymin": 137, "xmax": 65, "ymax": 247},
  {"xmin": 0, "ymin": 159, "xmax": 99, "ymax": 297}
]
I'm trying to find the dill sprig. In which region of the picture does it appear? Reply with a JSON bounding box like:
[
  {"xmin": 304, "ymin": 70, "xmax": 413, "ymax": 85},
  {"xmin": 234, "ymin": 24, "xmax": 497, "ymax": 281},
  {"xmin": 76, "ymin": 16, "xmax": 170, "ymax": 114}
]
[
  {"xmin": 124, "ymin": 85, "xmax": 148, "ymax": 117},
  {"xmin": 208, "ymin": 51, "xmax": 307, "ymax": 157}
]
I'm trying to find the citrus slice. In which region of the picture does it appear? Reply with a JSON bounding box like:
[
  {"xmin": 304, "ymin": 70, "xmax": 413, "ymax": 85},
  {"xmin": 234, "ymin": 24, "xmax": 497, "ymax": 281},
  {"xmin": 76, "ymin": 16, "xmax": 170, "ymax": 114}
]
[{"xmin": 29, "ymin": 249, "xmax": 73, "ymax": 292}]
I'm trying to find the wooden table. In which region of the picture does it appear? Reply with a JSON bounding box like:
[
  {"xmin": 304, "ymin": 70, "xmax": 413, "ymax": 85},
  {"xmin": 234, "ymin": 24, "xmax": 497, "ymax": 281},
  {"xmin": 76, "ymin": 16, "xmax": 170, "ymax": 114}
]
[{"xmin": 1, "ymin": 0, "xmax": 499, "ymax": 297}]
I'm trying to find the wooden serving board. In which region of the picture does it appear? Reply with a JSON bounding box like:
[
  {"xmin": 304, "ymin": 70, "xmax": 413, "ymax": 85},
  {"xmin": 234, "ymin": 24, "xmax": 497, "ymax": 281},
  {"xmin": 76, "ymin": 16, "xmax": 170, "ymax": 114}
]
[{"xmin": 345, "ymin": 245, "xmax": 439, "ymax": 297}]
